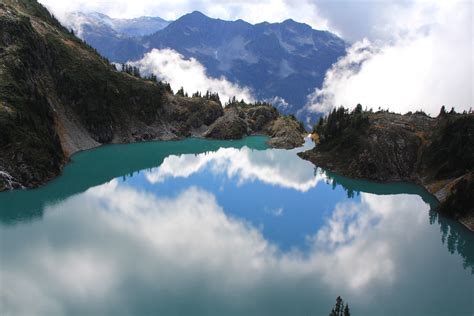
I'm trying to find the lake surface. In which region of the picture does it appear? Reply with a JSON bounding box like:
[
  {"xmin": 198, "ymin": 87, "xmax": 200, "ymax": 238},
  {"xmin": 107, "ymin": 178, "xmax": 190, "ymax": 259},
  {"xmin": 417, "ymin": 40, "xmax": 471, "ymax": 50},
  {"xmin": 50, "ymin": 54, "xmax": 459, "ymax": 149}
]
[{"xmin": 0, "ymin": 137, "xmax": 473, "ymax": 316}]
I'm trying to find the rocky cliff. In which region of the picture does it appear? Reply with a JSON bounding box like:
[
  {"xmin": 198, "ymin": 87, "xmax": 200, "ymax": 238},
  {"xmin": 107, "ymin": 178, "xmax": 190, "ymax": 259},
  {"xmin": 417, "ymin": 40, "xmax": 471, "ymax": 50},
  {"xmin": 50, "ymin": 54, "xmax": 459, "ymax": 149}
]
[
  {"xmin": 0, "ymin": 0, "xmax": 305, "ymax": 191},
  {"xmin": 299, "ymin": 109, "xmax": 474, "ymax": 231}
]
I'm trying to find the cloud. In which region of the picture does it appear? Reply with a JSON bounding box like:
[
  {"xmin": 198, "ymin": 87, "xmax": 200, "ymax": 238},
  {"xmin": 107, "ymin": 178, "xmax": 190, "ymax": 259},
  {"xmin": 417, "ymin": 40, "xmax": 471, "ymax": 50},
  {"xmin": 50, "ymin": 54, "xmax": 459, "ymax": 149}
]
[
  {"xmin": 38, "ymin": 0, "xmax": 331, "ymax": 33},
  {"xmin": 130, "ymin": 48, "xmax": 255, "ymax": 103},
  {"xmin": 2, "ymin": 179, "xmax": 472, "ymax": 315},
  {"xmin": 312, "ymin": 0, "xmax": 441, "ymax": 42},
  {"xmin": 38, "ymin": 0, "xmax": 473, "ymax": 117},
  {"xmin": 145, "ymin": 139, "xmax": 323, "ymax": 192},
  {"xmin": 304, "ymin": 1, "xmax": 473, "ymax": 116},
  {"xmin": 38, "ymin": 0, "xmax": 456, "ymax": 43},
  {"xmin": 265, "ymin": 206, "xmax": 284, "ymax": 217}
]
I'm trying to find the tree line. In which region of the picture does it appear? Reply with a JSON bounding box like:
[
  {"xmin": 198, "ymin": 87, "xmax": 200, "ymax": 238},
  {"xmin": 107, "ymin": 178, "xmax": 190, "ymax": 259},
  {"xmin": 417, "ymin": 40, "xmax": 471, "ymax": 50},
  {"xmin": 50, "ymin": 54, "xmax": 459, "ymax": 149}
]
[{"xmin": 313, "ymin": 104, "xmax": 369, "ymax": 144}]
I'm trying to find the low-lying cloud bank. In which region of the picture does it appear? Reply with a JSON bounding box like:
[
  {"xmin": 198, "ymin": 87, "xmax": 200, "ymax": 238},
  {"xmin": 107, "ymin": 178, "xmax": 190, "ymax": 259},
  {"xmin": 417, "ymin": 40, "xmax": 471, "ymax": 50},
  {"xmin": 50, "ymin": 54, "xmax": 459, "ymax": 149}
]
[
  {"xmin": 130, "ymin": 48, "xmax": 254, "ymax": 104},
  {"xmin": 304, "ymin": 1, "xmax": 473, "ymax": 116}
]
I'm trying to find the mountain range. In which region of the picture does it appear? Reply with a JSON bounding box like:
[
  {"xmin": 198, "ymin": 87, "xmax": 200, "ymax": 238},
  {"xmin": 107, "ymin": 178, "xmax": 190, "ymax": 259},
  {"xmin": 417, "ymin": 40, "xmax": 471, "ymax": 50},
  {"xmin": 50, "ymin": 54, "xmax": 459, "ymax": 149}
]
[
  {"xmin": 0, "ymin": 0, "xmax": 304, "ymax": 191},
  {"xmin": 64, "ymin": 11, "xmax": 347, "ymax": 117},
  {"xmin": 65, "ymin": 12, "xmax": 170, "ymax": 63}
]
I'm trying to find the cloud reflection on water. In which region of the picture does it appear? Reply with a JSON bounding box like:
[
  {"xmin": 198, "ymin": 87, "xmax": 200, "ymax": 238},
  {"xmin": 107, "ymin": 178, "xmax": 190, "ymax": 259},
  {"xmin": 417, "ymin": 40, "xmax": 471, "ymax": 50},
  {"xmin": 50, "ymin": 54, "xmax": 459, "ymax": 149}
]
[
  {"xmin": 145, "ymin": 144, "xmax": 324, "ymax": 192},
  {"xmin": 1, "ymin": 178, "xmax": 472, "ymax": 316}
]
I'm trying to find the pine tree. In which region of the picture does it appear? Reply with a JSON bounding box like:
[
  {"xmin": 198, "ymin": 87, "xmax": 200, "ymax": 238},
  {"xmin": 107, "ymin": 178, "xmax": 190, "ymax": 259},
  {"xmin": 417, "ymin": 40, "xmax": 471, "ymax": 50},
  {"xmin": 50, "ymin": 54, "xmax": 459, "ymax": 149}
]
[
  {"xmin": 328, "ymin": 296, "xmax": 350, "ymax": 316},
  {"xmin": 176, "ymin": 87, "xmax": 185, "ymax": 97},
  {"xmin": 343, "ymin": 304, "xmax": 351, "ymax": 316},
  {"xmin": 439, "ymin": 105, "xmax": 447, "ymax": 117},
  {"xmin": 353, "ymin": 103, "xmax": 362, "ymax": 114}
]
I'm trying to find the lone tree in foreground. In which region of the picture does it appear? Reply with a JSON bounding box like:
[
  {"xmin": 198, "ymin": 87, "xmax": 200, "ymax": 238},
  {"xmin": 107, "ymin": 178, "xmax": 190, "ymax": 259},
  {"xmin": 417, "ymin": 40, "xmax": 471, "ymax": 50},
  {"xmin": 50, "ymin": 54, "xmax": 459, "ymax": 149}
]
[{"xmin": 329, "ymin": 296, "xmax": 351, "ymax": 316}]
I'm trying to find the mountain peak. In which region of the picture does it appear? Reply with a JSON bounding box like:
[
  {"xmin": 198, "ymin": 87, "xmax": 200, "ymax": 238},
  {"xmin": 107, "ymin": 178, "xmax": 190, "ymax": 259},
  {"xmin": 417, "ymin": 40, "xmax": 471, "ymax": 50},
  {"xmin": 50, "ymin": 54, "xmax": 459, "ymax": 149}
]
[
  {"xmin": 182, "ymin": 10, "xmax": 209, "ymax": 20},
  {"xmin": 280, "ymin": 18, "xmax": 312, "ymax": 31},
  {"xmin": 282, "ymin": 18, "xmax": 296, "ymax": 24},
  {"xmin": 190, "ymin": 10, "xmax": 206, "ymax": 16}
]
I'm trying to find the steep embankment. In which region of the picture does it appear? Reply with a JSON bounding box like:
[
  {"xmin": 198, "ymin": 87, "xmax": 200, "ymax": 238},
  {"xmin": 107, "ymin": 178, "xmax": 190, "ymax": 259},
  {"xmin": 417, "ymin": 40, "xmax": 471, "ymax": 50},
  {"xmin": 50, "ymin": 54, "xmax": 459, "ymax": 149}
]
[
  {"xmin": 0, "ymin": 0, "xmax": 305, "ymax": 191},
  {"xmin": 299, "ymin": 109, "xmax": 474, "ymax": 231}
]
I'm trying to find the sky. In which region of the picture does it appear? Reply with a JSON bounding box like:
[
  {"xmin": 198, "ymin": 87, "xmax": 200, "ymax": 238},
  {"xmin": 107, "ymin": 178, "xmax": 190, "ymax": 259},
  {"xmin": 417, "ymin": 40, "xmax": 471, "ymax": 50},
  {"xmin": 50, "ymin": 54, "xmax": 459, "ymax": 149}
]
[{"xmin": 39, "ymin": 0, "xmax": 473, "ymax": 115}]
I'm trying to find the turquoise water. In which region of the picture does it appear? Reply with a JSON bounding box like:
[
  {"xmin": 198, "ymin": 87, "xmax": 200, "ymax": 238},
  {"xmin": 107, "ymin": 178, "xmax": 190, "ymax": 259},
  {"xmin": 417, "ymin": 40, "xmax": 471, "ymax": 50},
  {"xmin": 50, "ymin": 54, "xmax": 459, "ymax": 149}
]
[{"xmin": 0, "ymin": 137, "xmax": 472, "ymax": 316}]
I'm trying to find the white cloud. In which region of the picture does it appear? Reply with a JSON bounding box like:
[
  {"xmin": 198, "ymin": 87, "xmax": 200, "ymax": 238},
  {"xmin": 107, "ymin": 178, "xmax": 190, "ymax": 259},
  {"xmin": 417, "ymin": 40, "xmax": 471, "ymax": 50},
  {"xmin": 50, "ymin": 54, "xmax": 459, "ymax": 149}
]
[
  {"xmin": 38, "ymin": 0, "xmax": 473, "ymax": 117},
  {"xmin": 38, "ymin": 0, "xmax": 460, "ymax": 43},
  {"xmin": 38, "ymin": 0, "xmax": 331, "ymax": 33},
  {"xmin": 2, "ymin": 179, "xmax": 472, "ymax": 315},
  {"xmin": 130, "ymin": 48, "xmax": 255, "ymax": 103},
  {"xmin": 265, "ymin": 206, "xmax": 284, "ymax": 217},
  {"xmin": 304, "ymin": 1, "xmax": 473, "ymax": 116},
  {"xmin": 145, "ymin": 139, "xmax": 323, "ymax": 192}
]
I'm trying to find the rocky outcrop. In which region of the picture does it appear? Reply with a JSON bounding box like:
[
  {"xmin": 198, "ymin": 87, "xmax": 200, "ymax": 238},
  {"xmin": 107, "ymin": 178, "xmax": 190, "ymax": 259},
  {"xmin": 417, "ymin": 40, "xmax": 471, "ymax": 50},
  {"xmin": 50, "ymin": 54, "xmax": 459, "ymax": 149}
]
[
  {"xmin": 299, "ymin": 111, "xmax": 474, "ymax": 231},
  {"xmin": 0, "ymin": 0, "xmax": 306, "ymax": 191},
  {"xmin": 204, "ymin": 107, "xmax": 249, "ymax": 140},
  {"xmin": 266, "ymin": 116, "xmax": 307, "ymax": 149},
  {"xmin": 203, "ymin": 105, "xmax": 306, "ymax": 148}
]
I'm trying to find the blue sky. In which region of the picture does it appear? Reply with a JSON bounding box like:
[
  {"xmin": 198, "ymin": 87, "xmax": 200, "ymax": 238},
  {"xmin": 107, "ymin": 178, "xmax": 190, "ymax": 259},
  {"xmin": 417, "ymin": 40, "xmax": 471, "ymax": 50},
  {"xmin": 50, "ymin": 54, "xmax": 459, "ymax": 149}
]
[
  {"xmin": 39, "ymin": 0, "xmax": 468, "ymax": 42},
  {"xmin": 39, "ymin": 0, "xmax": 473, "ymax": 115}
]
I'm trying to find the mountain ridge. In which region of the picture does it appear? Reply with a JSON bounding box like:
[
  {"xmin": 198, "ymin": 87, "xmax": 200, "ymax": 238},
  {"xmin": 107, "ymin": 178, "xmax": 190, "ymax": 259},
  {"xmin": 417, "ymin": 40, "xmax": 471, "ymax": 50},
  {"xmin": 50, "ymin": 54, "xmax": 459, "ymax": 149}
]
[
  {"xmin": 299, "ymin": 108, "xmax": 474, "ymax": 231},
  {"xmin": 0, "ymin": 0, "xmax": 305, "ymax": 191},
  {"xmin": 65, "ymin": 10, "xmax": 347, "ymax": 117}
]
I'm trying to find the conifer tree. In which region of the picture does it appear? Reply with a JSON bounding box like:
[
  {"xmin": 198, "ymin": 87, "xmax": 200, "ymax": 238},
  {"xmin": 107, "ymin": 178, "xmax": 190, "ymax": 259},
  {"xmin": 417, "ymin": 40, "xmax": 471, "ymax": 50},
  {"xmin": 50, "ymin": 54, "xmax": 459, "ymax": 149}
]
[
  {"xmin": 176, "ymin": 87, "xmax": 185, "ymax": 97},
  {"xmin": 328, "ymin": 296, "xmax": 350, "ymax": 316},
  {"xmin": 439, "ymin": 105, "xmax": 447, "ymax": 117},
  {"xmin": 343, "ymin": 304, "xmax": 351, "ymax": 316}
]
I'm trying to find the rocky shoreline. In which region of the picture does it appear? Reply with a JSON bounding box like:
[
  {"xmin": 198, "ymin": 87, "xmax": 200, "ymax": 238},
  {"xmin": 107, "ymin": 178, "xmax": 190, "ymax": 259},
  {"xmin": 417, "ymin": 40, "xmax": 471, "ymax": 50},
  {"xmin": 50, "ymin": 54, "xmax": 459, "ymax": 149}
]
[
  {"xmin": 0, "ymin": 0, "xmax": 305, "ymax": 192},
  {"xmin": 298, "ymin": 110, "xmax": 474, "ymax": 231},
  {"xmin": 0, "ymin": 99, "xmax": 306, "ymax": 192}
]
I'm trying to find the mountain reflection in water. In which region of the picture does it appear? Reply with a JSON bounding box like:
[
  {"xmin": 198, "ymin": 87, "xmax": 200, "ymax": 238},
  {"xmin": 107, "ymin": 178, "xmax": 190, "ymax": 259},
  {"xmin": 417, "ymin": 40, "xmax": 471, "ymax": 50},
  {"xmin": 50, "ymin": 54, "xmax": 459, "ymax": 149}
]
[{"xmin": 1, "ymin": 137, "xmax": 472, "ymax": 316}]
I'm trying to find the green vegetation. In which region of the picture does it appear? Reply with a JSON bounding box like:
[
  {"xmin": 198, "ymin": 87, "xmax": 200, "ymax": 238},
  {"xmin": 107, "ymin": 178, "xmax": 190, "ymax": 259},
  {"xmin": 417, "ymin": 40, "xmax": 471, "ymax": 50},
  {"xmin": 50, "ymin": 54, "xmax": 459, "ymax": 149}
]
[
  {"xmin": 423, "ymin": 113, "xmax": 474, "ymax": 180},
  {"xmin": 429, "ymin": 204, "xmax": 474, "ymax": 273},
  {"xmin": 0, "ymin": 0, "xmax": 308, "ymax": 189},
  {"xmin": 191, "ymin": 90, "xmax": 221, "ymax": 105},
  {"xmin": 428, "ymin": 110, "xmax": 473, "ymax": 221},
  {"xmin": 226, "ymin": 98, "xmax": 273, "ymax": 109},
  {"xmin": 301, "ymin": 104, "xmax": 474, "ymax": 231},
  {"xmin": 312, "ymin": 104, "xmax": 369, "ymax": 147},
  {"xmin": 175, "ymin": 87, "xmax": 188, "ymax": 97},
  {"xmin": 0, "ymin": 0, "xmax": 208, "ymax": 186},
  {"xmin": 438, "ymin": 173, "xmax": 474, "ymax": 220},
  {"xmin": 328, "ymin": 296, "xmax": 351, "ymax": 316},
  {"xmin": 120, "ymin": 63, "xmax": 141, "ymax": 78}
]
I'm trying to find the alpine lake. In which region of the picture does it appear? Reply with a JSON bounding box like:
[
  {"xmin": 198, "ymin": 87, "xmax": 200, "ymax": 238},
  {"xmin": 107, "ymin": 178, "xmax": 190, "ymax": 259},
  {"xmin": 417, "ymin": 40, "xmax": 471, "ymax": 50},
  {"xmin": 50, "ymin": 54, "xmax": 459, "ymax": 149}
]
[{"xmin": 1, "ymin": 137, "xmax": 473, "ymax": 316}]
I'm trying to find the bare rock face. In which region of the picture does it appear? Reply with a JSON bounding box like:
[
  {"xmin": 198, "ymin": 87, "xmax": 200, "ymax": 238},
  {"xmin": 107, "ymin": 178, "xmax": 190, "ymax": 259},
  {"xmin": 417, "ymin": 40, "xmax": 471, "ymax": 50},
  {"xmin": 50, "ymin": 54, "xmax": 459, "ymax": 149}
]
[
  {"xmin": 204, "ymin": 108, "xmax": 249, "ymax": 140},
  {"xmin": 266, "ymin": 117, "xmax": 307, "ymax": 149},
  {"xmin": 0, "ymin": 1, "xmax": 307, "ymax": 192},
  {"xmin": 300, "ymin": 121, "xmax": 422, "ymax": 182},
  {"xmin": 204, "ymin": 105, "xmax": 306, "ymax": 147},
  {"xmin": 0, "ymin": 170, "xmax": 23, "ymax": 191}
]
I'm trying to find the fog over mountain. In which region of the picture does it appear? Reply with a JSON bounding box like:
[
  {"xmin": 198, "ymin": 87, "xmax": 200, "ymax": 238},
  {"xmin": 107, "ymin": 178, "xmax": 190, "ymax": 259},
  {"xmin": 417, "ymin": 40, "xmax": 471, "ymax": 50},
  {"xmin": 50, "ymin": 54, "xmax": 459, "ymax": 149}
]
[
  {"xmin": 41, "ymin": 0, "xmax": 473, "ymax": 118},
  {"xmin": 64, "ymin": 12, "xmax": 169, "ymax": 63},
  {"xmin": 68, "ymin": 11, "xmax": 170, "ymax": 37},
  {"xmin": 63, "ymin": 10, "xmax": 346, "ymax": 120}
]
